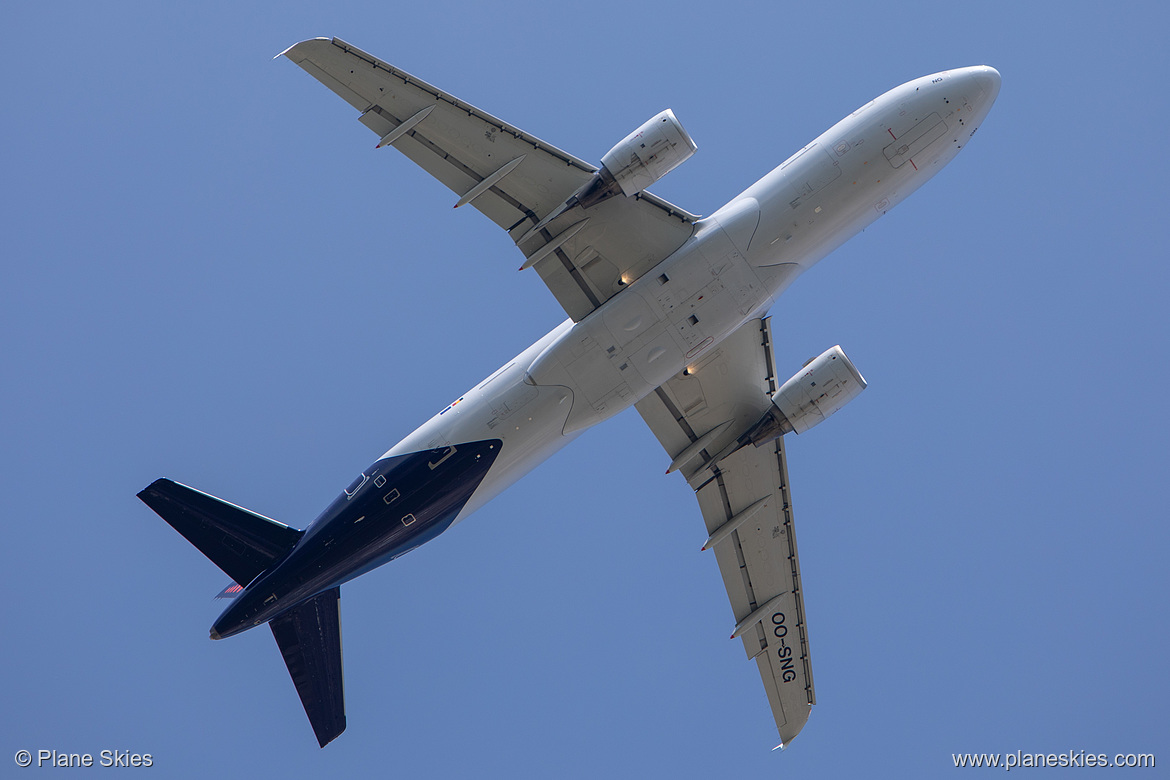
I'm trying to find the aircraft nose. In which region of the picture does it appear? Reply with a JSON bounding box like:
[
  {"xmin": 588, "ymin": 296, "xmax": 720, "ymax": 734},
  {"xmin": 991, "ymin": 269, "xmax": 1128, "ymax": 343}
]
[
  {"xmin": 954, "ymin": 65, "xmax": 1000, "ymax": 124},
  {"xmin": 972, "ymin": 65, "xmax": 1002, "ymax": 105}
]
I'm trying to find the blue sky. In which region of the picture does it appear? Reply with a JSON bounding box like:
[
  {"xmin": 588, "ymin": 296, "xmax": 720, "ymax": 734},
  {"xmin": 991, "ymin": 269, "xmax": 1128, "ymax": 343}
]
[{"xmin": 3, "ymin": 1, "xmax": 1167, "ymax": 777}]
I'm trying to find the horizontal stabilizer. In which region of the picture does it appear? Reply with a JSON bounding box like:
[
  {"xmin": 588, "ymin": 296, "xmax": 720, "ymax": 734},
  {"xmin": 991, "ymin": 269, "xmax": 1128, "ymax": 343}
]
[
  {"xmin": 270, "ymin": 587, "xmax": 346, "ymax": 747},
  {"xmin": 137, "ymin": 478, "xmax": 303, "ymax": 587}
]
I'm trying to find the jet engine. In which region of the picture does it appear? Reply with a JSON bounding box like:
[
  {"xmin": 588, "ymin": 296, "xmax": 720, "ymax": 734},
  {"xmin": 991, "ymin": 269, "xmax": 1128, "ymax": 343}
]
[
  {"xmin": 522, "ymin": 111, "xmax": 697, "ymax": 232},
  {"xmin": 742, "ymin": 346, "xmax": 867, "ymax": 446},
  {"xmin": 600, "ymin": 109, "xmax": 698, "ymax": 197}
]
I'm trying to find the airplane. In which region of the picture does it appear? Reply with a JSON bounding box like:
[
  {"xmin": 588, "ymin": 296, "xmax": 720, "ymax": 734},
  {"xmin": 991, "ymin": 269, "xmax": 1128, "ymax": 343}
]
[{"xmin": 138, "ymin": 37, "xmax": 1000, "ymax": 748}]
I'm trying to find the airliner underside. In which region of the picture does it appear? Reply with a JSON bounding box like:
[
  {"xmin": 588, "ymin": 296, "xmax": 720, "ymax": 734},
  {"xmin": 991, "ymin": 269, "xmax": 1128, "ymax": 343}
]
[{"xmin": 138, "ymin": 37, "xmax": 1000, "ymax": 748}]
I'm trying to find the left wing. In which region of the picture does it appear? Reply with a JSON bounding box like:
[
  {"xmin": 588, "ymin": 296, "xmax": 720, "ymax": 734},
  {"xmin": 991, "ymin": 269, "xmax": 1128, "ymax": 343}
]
[
  {"xmin": 281, "ymin": 38, "xmax": 698, "ymax": 321},
  {"xmin": 634, "ymin": 317, "xmax": 816, "ymax": 746}
]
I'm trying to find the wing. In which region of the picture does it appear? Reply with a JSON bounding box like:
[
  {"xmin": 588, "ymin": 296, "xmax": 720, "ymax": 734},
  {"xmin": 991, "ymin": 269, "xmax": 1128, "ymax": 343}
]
[
  {"xmin": 634, "ymin": 317, "xmax": 815, "ymax": 747},
  {"xmin": 281, "ymin": 38, "xmax": 698, "ymax": 321}
]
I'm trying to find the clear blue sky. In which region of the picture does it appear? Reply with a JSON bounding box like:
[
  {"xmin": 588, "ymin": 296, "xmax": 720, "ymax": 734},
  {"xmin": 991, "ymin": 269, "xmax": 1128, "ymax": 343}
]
[{"xmin": 3, "ymin": 1, "xmax": 1166, "ymax": 777}]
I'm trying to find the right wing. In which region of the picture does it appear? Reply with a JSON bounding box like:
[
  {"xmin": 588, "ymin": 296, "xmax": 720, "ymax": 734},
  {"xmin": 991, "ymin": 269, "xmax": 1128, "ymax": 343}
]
[
  {"xmin": 281, "ymin": 38, "xmax": 698, "ymax": 321},
  {"xmin": 634, "ymin": 317, "xmax": 815, "ymax": 747}
]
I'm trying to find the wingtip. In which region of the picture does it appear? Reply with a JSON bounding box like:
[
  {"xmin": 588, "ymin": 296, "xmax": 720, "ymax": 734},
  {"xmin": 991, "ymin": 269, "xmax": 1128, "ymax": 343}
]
[{"xmin": 275, "ymin": 37, "xmax": 331, "ymax": 61}]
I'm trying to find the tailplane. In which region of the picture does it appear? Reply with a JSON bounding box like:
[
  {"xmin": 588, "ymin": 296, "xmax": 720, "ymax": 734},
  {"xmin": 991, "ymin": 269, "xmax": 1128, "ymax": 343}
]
[
  {"xmin": 139, "ymin": 478, "xmax": 345, "ymax": 747},
  {"xmin": 270, "ymin": 587, "xmax": 346, "ymax": 747},
  {"xmin": 137, "ymin": 478, "xmax": 303, "ymax": 587}
]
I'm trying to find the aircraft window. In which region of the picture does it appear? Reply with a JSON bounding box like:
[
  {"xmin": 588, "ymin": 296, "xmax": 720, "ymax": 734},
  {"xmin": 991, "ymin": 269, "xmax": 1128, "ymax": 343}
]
[
  {"xmin": 344, "ymin": 473, "xmax": 368, "ymax": 498},
  {"xmin": 383, "ymin": 489, "xmax": 400, "ymax": 505},
  {"xmin": 373, "ymin": 474, "xmax": 386, "ymax": 488},
  {"xmin": 401, "ymin": 514, "xmax": 417, "ymax": 526}
]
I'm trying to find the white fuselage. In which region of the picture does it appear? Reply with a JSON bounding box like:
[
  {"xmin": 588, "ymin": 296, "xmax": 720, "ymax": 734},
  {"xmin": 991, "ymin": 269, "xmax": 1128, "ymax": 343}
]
[{"xmin": 379, "ymin": 66, "xmax": 1000, "ymax": 529}]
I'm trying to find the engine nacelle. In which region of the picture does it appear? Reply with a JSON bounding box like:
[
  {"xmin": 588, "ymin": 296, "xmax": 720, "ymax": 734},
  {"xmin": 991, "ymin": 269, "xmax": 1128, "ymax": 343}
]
[
  {"xmin": 743, "ymin": 346, "xmax": 867, "ymax": 445},
  {"xmin": 600, "ymin": 109, "xmax": 697, "ymax": 197}
]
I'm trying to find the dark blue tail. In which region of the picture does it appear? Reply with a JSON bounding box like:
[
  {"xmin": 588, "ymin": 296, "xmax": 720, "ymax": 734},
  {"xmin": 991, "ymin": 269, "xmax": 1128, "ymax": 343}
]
[
  {"xmin": 137, "ymin": 478, "xmax": 303, "ymax": 587},
  {"xmin": 269, "ymin": 587, "xmax": 346, "ymax": 746},
  {"xmin": 138, "ymin": 478, "xmax": 346, "ymax": 746}
]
